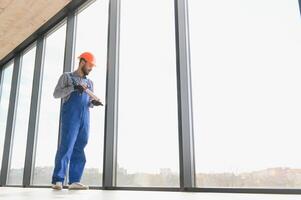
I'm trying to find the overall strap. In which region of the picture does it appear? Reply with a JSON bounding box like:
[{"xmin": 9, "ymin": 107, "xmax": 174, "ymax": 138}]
[
  {"xmin": 67, "ymin": 72, "xmax": 91, "ymax": 88},
  {"xmin": 87, "ymin": 79, "xmax": 92, "ymax": 89},
  {"xmin": 67, "ymin": 72, "xmax": 78, "ymax": 86}
]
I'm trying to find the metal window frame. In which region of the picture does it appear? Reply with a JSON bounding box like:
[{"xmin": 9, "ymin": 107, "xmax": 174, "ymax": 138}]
[
  {"xmin": 0, "ymin": 61, "xmax": 13, "ymax": 178},
  {"xmin": 1, "ymin": 0, "xmax": 301, "ymax": 195},
  {"xmin": 3, "ymin": 43, "xmax": 38, "ymax": 186},
  {"xmin": 63, "ymin": 12, "xmax": 77, "ymax": 74},
  {"xmin": 4, "ymin": 184, "xmax": 301, "ymax": 195},
  {"xmin": 0, "ymin": 66, "xmax": 4, "ymax": 109},
  {"xmin": 23, "ymin": 37, "xmax": 45, "ymax": 186},
  {"xmin": 0, "ymin": 54, "xmax": 22, "ymax": 186},
  {"xmin": 299, "ymin": 0, "xmax": 301, "ymax": 16},
  {"xmin": 60, "ymin": 8, "xmax": 78, "ymax": 187},
  {"xmin": 103, "ymin": 0, "xmax": 120, "ymax": 188},
  {"xmin": 44, "ymin": 19, "xmax": 68, "ymax": 40},
  {"xmin": 77, "ymin": 0, "xmax": 97, "ymax": 14},
  {"xmin": 174, "ymin": 0, "xmax": 195, "ymax": 190},
  {"xmin": 0, "ymin": 60, "xmax": 14, "ymax": 174},
  {"xmin": 57, "ymin": 9, "xmax": 77, "ymax": 151}
]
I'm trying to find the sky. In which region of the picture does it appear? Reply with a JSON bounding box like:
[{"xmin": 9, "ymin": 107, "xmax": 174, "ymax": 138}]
[
  {"xmin": 1, "ymin": 0, "xmax": 301, "ymax": 182},
  {"xmin": 117, "ymin": 0, "xmax": 179, "ymax": 174},
  {"xmin": 190, "ymin": 0, "xmax": 301, "ymax": 173}
]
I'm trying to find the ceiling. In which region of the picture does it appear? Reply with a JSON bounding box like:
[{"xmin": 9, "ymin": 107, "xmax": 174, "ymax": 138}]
[{"xmin": 0, "ymin": 0, "xmax": 71, "ymax": 61}]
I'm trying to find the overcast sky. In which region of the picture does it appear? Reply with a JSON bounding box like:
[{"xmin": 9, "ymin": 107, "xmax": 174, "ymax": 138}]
[{"xmin": 190, "ymin": 0, "xmax": 301, "ymax": 173}]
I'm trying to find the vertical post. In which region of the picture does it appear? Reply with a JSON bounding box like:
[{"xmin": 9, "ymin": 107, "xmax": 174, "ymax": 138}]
[
  {"xmin": 63, "ymin": 12, "xmax": 77, "ymax": 74},
  {"xmin": 57, "ymin": 10, "xmax": 77, "ymax": 186},
  {"xmin": 23, "ymin": 37, "xmax": 45, "ymax": 186},
  {"xmin": 0, "ymin": 66, "xmax": 3, "ymax": 104},
  {"xmin": 58, "ymin": 10, "xmax": 77, "ymax": 147},
  {"xmin": 299, "ymin": 0, "xmax": 301, "ymax": 17},
  {"xmin": 174, "ymin": 0, "xmax": 196, "ymax": 189},
  {"xmin": 0, "ymin": 55, "xmax": 22, "ymax": 186},
  {"xmin": 0, "ymin": 66, "xmax": 3, "ymax": 177},
  {"xmin": 103, "ymin": 0, "xmax": 120, "ymax": 188}
]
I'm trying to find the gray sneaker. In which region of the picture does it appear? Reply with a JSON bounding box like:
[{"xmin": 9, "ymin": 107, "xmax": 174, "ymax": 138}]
[
  {"xmin": 68, "ymin": 182, "xmax": 89, "ymax": 190},
  {"xmin": 52, "ymin": 182, "xmax": 63, "ymax": 190}
]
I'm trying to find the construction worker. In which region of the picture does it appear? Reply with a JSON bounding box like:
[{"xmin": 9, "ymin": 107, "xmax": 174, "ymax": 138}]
[{"xmin": 51, "ymin": 52, "xmax": 103, "ymax": 190}]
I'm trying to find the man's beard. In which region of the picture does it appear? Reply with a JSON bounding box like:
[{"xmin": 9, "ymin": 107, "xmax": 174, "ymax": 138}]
[{"xmin": 82, "ymin": 68, "xmax": 89, "ymax": 76}]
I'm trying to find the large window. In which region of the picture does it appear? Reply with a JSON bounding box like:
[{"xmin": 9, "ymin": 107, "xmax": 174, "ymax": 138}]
[
  {"xmin": 32, "ymin": 23, "xmax": 66, "ymax": 185},
  {"xmin": 189, "ymin": 0, "xmax": 301, "ymax": 188},
  {"xmin": 74, "ymin": 0, "xmax": 109, "ymax": 186},
  {"xmin": 0, "ymin": 62, "xmax": 14, "ymax": 175},
  {"xmin": 7, "ymin": 46, "xmax": 36, "ymax": 185},
  {"xmin": 117, "ymin": 0, "xmax": 179, "ymax": 187}
]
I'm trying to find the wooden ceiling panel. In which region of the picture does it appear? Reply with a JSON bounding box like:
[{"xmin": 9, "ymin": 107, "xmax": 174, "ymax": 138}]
[{"xmin": 0, "ymin": 0, "xmax": 71, "ymax": 60}]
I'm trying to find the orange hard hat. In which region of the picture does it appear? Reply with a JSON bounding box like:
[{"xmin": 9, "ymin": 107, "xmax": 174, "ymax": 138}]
[{"xmin": 78, "ymin": 52, "xmax": 96, "ymax": 66}]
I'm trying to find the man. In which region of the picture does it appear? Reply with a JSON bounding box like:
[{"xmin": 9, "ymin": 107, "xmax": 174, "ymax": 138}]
[{"xmin": 51, "ymin": 52, "xmax": 103, "ymax": 190}]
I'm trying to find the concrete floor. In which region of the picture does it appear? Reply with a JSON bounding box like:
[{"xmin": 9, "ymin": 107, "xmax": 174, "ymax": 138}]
[{"xmin": 1, "ymin": 187, "xmax": 301, "ymax": 200}]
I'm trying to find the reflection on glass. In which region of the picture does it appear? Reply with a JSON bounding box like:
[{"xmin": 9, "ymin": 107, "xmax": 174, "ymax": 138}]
[
  {"xmin": 33, "ymin": 24, "xmax": 66, "ymax": 185},
  {"xmin": 7, "ymin": 46, "xmax": 36, "ymax": 185},
  {"xmin": 189, "ymin": 0, "xmax": 301, "ymax": 188},
  {"xmin": 0, "ymin": 62, "xmax": 14, "ymax": 175},
  {"xmin": 74, "ymin": 0, "xmax": 109, "ymax": 186},
  {"xmin": 117, "ymin": 0, "xmax": 179, "ymax": 187}
]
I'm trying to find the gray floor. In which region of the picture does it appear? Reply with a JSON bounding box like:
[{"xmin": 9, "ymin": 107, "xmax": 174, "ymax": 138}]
[{"xmin": 1, "ymin": 187, "xmax": 301, "ymax": 200}]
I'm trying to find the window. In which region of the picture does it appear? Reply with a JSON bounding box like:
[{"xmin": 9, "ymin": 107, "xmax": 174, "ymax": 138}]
[
  {"xmin": 74, "ymin": 0, "xmax": 109, "ymax": 186},
  {"xmin": 117, "ymin": 0, "xmax": 179, "ymax": 187},
  {"xmin": 7, "ymin": 46, "xmax": 36, "ymax": 185},
  {"xmin": 0, "ymin": 62, "xmax": 14, "ymax": 175},
  {"xmin": 189, "ymin": 0, "xmax": 301, "ymax": 188},
  {"xmin": 32, "ymin": 24, "xmax": 66, "ymax": 185}
]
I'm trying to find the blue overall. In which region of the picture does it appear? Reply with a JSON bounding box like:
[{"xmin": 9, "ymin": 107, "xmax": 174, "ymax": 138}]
[{"xmin": 52, "ymin": 74, "xmax": 91, "ymax": 184}]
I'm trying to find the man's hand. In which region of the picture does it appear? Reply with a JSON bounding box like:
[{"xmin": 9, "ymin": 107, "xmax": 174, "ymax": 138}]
[
  {"xmin": 74, "ymin": 84, "xmax": 87, "ymax": 93},
  {"xmin": 91, "ymin": 100, "xmax": 103, "ymax": 106}
]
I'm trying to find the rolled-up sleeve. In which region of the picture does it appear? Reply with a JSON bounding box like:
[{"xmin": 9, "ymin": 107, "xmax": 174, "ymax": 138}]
[{"xmin": 53, "ymin": 73, "xmax": 74, "ymax": 99}]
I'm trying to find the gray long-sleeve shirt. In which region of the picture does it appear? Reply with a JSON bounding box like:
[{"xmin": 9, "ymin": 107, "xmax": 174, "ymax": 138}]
[{"xmin": 53, "ymin": 71, "xmax": 94, "ymax": 107}]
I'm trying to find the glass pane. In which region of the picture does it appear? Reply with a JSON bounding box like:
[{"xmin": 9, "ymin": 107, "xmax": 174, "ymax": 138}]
[
  {"xmin": 189, "ymin": 0, "xmax": 301, "ymax": 188},
  {"xmin": 32, "ymin": 24, "xmax": 66, "ymax": 185},
  {"xmin": 0, "ymin": 62, "xmax": 14, "ymax": 175},
  {"xmin": 117, "ymin": 0, "xmax": 179, "ymax": 187},
  {"xmin": 7, "ymin": 46, "xmax": 36, "ymax": 185},
  {"xmin": 74, "ymin": 0, "xmax": 109, "ymax": 186}
]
